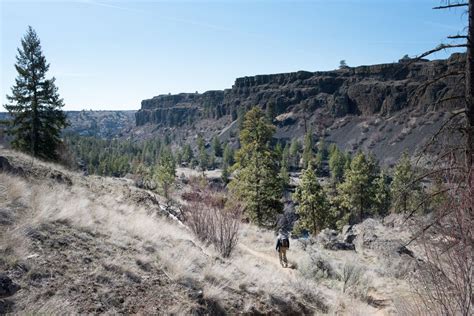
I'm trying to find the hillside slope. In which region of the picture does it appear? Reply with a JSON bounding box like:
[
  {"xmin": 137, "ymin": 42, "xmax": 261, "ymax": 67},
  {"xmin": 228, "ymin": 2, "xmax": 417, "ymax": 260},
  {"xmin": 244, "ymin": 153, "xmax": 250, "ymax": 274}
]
[{"xmin": 0, "ymin": 150, "xmax": 428, "ymax": 315}]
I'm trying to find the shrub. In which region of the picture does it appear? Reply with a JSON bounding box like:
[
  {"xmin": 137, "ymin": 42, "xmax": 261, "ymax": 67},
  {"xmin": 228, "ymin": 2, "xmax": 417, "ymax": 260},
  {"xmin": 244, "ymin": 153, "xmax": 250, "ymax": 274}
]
[
  {"xmin": 341, "ymin": 263, "xmax": 362, "ymax": 293},
  {"xmin": 183, "ymin": 189, "xmax": 241, "ymax": 258}
]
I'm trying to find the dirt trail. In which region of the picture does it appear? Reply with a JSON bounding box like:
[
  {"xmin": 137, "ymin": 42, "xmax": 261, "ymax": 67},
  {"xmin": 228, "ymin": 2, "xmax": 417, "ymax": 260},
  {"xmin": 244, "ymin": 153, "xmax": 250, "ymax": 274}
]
[{"xmin": 238, "ymin": 244, "xmax": 298, "ymax": 279}]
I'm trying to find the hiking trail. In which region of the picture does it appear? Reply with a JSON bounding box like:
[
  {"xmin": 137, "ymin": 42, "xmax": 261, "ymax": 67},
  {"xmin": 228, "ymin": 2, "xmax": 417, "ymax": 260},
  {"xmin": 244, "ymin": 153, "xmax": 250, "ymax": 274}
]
[{"xmin": 238, "ymin": 244, "xmax": 298, "ymax": 278}]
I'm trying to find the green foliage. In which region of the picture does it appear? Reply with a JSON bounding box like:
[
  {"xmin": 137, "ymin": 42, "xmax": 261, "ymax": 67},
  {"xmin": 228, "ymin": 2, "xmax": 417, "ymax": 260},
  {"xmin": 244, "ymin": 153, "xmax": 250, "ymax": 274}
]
[
  {"xmin": 390, "ymin": 152, "xmax": 422, "ymax": 213},
  {"xmin": 4, "ymin": 26, "xmax": 67, "ymax": 161},
  {"xmin": 223, "ymin": 143, "xmax": 235, "ymax": 167},
  {"xmin": 293, "ymin": 165, "xmax": 330, "ymax": 235},
  {"xmin": 221, "ymin": 164, "xmax": 230, "ymax": 184},
  {"xmin": 317, "ymin": 139, "xmax": 328, "ymax": 162},
  {"xmin": 229, "ymin": 107, "xmax": 283, "ymax": 226},
  {"xmin": 197, "ymin": 135, "xmax": 209, "ymax": 172},
  {"xmin": 266, "ymin": 102, "xmax": 276, "ymax": 121},
  {"xmin": 302, "ymin": 130, "xmax": 314, "ymax": 169},
  {"xmin": 153, "ymin": 146, "xmax": 176, "ymax": 200},
  {"xmin": 373, "ymin": 171, "xmax": 391, "ymax": 216},
  {"xmin": 289, "ymin": 138, "xmax": 301, "ymax": 168},
  {"xmin": 328, "ymin": 146, "xmax": 346, "ymax": 183},
  {"xmin": 212, "ymin": 136, "xmax": 222, "ymax": 157},
  {"xmin": 337, "ymin": 152, "xmax": 379, "ymax": 224},
  {"xmin": 181, "ymin": 143, "xmax": 194, "ymax": 164},
  {"xmin": 64, "ymin": 134, "xmax": 164, "ymax": 177},
  {"xmin": 280, "ymin": 143, "xmax": 291, "ymax": 190}
]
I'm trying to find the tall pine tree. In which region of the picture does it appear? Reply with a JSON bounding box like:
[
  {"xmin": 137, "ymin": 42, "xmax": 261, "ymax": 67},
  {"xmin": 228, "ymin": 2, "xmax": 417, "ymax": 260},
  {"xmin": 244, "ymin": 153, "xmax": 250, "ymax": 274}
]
[
  {"xmin": 293, "ymin": 165, "xmax": 329, "ymax": 235},
  {"xmin": 4, "ymin": 26, "xmax": 67, "ymax": 160},
  {"xmin": 229, "ymin": 107, "xmax": 283, "ymax": 226},
  {"xmin": 390, "ymin": 152, "xmax": 422, "ymax": 213}
]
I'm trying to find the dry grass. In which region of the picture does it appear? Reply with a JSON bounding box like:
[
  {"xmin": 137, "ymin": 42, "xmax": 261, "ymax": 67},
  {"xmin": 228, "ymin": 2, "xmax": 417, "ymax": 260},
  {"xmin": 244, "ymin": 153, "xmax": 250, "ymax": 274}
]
[{"xmin": 0, "ymin": 150, "xmax": 415, "ymax": 314}]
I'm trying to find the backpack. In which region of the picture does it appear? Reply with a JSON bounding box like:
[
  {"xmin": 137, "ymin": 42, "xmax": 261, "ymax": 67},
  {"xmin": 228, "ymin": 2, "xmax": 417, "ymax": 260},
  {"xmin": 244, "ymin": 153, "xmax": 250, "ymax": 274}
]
[{"xmin": 281, "ymin": 238, "xmax": 289, "ymax": 248}]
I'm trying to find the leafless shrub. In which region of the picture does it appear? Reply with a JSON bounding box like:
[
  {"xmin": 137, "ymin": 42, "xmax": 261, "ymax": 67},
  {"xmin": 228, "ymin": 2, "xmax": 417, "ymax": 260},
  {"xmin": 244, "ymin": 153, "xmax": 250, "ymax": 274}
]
[
  {"xmin": 409, "ymin": 107, "xmax": 473, "ymax": 316},
  {"xmin": 412, "ymin": 172, "xmax": 473, "ymax": 315},
  {"xmin": 342, "ymin": 263, "xmax": 363, "ymax": 293},
  {"xmin": 183, "ymin": 189, "xmax": 241, "ymax": 258},
  {"xmin": 299, "ymin": 250, "xmax": 339, "ymax": 281}
]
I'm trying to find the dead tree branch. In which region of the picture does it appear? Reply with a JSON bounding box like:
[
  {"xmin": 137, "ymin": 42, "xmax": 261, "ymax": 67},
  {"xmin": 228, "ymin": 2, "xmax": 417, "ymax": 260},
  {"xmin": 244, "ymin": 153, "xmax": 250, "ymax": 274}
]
[{"xmin": 433, "ymin": 3, "xmax": 469, "ymax": 10}]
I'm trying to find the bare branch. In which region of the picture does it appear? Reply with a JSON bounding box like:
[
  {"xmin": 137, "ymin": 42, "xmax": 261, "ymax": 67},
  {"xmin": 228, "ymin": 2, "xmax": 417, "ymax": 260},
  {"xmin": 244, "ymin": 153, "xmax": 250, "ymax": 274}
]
[
  {"xmin": 447, "ymin": 34, "xmax": 468, "ymax": 39},
  {"xmin": 409, "ymin": 71, "xmax": 465, "ymax": 104},
  {"xmin": 416, "ymin": 109, "xmax": 467, "ymax": 161},
  {"xmin": 416, "ymin": 44, "xmax": 468, "ymax": 61},
  {"xmin": 433, "ymin": 3, "xmax": 469, "ymax": 10}
]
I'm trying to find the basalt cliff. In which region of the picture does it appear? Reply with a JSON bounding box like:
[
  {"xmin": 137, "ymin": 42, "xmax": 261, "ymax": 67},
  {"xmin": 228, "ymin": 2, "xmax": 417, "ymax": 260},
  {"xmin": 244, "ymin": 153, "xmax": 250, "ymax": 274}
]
[
  {"xmin": 136, "ymin": 54, "xmax": 463, "ymax": 125},
  {"xmin": 135, "ymin": 53, "xmax": 465, "ymax": 165}
]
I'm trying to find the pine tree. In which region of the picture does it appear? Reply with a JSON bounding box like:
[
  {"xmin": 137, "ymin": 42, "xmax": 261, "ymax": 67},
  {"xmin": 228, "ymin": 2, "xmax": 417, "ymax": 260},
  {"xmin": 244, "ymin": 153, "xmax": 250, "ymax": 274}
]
[
  {"xmin": 212, "ymin": 136, "xmax": 222, "ymax": 157},
  {"xmin": 373, "ymin": 170, "xmax": 391, "ymax": 216},
  {"xmin": 280, "ymin": 143, "xmax": 291, "ymax": 190},
  {"xmin": 229, "ymin": 107, "xmax": 283, "ymax": 226},
  {"xmin": 289, "ymin": 138, "xmax": 301, "ymax": 169},
  {"xmin": 221, "ymin": 163, "xmax": 230, "ymax": 184},
  {"xmin": 338, "ymin": 152, "xmax": 378, "ymax": 223},
  {"xmin": 4, "ymin": 26, "xmax": 67, "ymax": 160},
  {"xmin": 197, "ymin": 135, "xmax": 208, "ymax": 173},
  {"xmin": 154, "ymin": 147, "xmax": 176, "ymax": 201},
  {"xmin": 302, "ymin": 130, "xmax": 314, "ymax": 169},
  {"xmin": 390, "ymin": 152, "xmax": 422, "ymax": 213},
  {"xmin": 223, "ymin": 143, "xmax": 235, "ymax": 167},
  {"xmin": 293, "ymin": 165, "xmax": 329, "ymax": 235},
  {"xmin": 182, "ymin": 143, "xmax": 193, "ymax": 165},
  {"xmin": 328, "ymin": 146, "xmax": 346, "ymax": 183}
]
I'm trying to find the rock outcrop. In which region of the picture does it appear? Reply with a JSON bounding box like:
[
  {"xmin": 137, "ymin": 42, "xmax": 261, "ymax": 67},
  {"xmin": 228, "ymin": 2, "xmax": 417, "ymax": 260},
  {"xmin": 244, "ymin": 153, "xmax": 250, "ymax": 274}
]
[{"xmin": 136, "ymin": 54, "xmax": 465, "ymax": 127}]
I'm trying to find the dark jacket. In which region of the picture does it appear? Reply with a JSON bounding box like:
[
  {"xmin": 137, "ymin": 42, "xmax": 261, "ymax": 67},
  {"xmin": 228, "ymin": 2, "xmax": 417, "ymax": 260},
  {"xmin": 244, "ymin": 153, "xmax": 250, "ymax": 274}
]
[{"xmin": 276, "ymin": 237, "xmax": 289, "ymax": 251}]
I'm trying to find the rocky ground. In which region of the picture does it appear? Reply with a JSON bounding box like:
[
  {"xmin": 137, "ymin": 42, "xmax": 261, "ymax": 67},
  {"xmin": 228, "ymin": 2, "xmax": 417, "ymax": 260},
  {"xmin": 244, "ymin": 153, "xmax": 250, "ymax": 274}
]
[{"xmin": 0, "ymin": 149, "xmax": 427, "ymax": 315}]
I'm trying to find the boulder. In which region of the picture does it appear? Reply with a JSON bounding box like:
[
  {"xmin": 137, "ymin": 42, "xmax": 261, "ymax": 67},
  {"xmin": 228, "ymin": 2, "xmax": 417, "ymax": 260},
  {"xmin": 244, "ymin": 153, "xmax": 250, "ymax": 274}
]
[
  {"xmin": 0, "ymin": 274, "xmax": 20, "ymax": 299},
  {"xmin": 316, "ymin": 229, "xmax": 355, "ymax": 251}
]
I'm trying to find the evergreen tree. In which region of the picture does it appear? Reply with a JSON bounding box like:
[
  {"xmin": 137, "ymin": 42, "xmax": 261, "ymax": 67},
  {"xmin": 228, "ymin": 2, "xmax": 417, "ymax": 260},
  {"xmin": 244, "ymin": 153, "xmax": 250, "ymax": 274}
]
[
  {"xmin": 373, "ymin": 170, "xmax": 391, "ymax": 216},
  {"xmin": 302, "ymin": 130, "xmax": 314, "ymax": 169},
  {"xmin": 338, "ymin": 152, "xmax": 378, "ymax": 223},
  {"xmin": 279, "ymin": 142, "xmax": 291, "ymax": 190},
  {"xmin": 229, "ymin": 107, "xmax": 283, "ymax": 226},
  {"xmin": 182, "ymin": 143, "xmax": 193, "ymax": 165},
  {"xmin": 197, "ymin": 135, "xmax": 208, "ymax": 173},
  {"xmin": 317, "ymin": 138, "xmax": 328, "ymax": 161},
  {"xmin": 154, "ymin": 147, "xmax": 176, "ymax": 201},
  {"xmin": 266, "ymin": 102, "xmax": 276, "ymax": 121},
  {"xmin": 222, "ymin": 143, "xmax": 234, "ymax": 166},
  {"xmin": 274, "ymin": 141, "xmax": 283, "ymax": 162},
  {"xmin": 4, "ymin": 26, "xmax": 67, "ymax": 160},
  {"xmin": 293, "ymin": 165, "xmax": 329, "ymax": 235},
  {"xmin": 221, "ymin": 163, "xmax": 230, "ymax": 184},
  {"xmin": 289, "ymin": 138, "xmax": 301, "ymax": 169},
  {"xmin": 328, "ymin": 146, "xmax": 346, "ymax": 183},
  {"xmin": 212, "ymin": 136, "xmax": 222, "ymax": 157},
  {"xmin": 390, "ymin": 152, "xmax": 422, "ymax": 213}
]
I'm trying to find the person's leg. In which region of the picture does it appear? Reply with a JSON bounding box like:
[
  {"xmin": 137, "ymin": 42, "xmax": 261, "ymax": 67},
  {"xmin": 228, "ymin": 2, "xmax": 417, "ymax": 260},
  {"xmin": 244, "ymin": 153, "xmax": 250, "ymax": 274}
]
[
  {"xmin": 282, "ymin": 248, "xmax": 288, "ymax": 267},
  {"xmin": 279, "ymin": 249, "xmax": 284, "ymax": 267}
]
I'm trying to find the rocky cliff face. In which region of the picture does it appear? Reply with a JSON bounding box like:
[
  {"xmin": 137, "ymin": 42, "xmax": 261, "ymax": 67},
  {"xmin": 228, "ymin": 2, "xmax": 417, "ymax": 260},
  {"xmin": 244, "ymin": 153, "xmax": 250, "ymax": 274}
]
[{"xmin": 135, "ymin": 53, "xmax": 464, "ymax": 127}]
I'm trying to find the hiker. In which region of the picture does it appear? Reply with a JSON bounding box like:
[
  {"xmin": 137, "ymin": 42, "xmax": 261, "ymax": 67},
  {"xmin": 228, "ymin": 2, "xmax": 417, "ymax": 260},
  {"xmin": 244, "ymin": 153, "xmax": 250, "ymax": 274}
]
[{"xmin": 275, "ymin": 233, "xmax": 290, "ymax": 268}]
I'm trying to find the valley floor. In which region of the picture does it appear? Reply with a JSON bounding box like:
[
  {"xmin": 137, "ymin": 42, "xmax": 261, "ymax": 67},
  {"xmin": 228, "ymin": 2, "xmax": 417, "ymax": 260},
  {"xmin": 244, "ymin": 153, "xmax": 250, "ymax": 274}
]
[{"xmin": 1, "ymin": 150, "xmax": 423, "ymax": 315}]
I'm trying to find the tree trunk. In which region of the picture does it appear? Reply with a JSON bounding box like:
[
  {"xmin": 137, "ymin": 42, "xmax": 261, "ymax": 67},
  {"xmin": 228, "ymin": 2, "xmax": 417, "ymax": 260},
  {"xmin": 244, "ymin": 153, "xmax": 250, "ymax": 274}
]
[{"xmin": 466, "ymin": 0, "xmax": 474, "ymax": 175}]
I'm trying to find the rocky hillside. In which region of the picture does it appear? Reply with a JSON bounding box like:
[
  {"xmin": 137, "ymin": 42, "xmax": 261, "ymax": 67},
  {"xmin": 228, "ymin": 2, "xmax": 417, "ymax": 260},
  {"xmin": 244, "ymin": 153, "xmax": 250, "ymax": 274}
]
[
  {"xmin": 0, "ymin": 149, "xmax": 427, "ymax": 315},
  {"xmin": 64, "ymin": 110, "xmax": 136, "ymax": 138},
  {"xmin": 0, "ymin": 111, "xmax": 135, "ymax": 141},
  {"xmin": 134, "ymin": 54, "xmax": 464, "ymax": 165}
]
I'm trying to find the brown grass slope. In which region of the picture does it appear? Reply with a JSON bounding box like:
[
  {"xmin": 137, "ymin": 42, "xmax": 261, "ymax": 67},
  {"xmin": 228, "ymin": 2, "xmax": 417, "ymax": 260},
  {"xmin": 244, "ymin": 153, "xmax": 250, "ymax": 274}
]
[{"xmin": 0, "ymin": 149, "xmax": 421, "ymax": 315}]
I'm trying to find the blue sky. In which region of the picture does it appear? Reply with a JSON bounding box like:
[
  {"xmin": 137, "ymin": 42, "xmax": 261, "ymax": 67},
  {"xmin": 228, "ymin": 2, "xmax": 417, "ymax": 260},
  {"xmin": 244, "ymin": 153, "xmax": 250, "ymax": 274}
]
[{"xmin": 0, "ymin": 0, "xmax": 468, "ymax": 111}]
